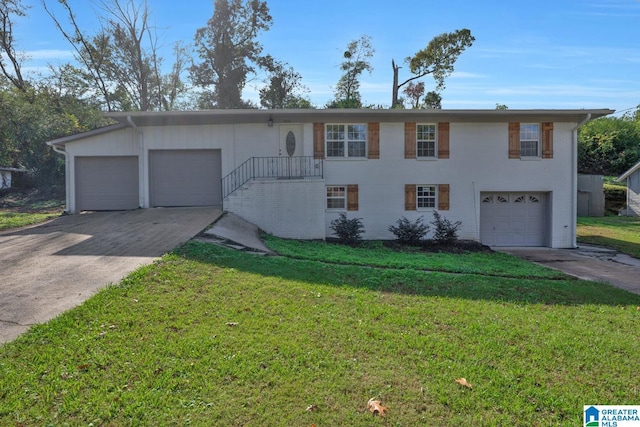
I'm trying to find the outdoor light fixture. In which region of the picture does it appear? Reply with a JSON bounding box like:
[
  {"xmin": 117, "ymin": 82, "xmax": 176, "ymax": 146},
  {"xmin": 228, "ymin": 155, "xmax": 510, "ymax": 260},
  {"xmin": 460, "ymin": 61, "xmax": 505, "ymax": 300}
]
[{"xmin": 267, "ymin": 117, "xmax": 273, "ymax": 127}]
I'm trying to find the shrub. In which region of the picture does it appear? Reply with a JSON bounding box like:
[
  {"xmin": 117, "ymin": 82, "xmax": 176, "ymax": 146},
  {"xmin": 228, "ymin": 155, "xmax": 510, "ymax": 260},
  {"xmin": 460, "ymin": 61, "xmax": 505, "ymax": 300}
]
[
  {"xmin": 604, "ymin": 183, "xmax": 627, "ymax": 214},
  {"xmin": 430, "ymin": 211, "xmax": 462, "ymax": 244},
  {"xmin": 330, "ymin": 213, "xmax": 365, "ymax": 244},
  {"xmin": 388, "ymin": 216, "xmax": 429, "ymax": 245}
]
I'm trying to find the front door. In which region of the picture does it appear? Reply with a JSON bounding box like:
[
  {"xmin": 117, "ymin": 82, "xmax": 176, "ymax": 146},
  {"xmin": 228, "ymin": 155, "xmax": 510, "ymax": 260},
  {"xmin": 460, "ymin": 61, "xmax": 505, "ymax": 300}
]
[{"xmin": 278, "ymin": 124, "xmax": 305, "ymax": 177}]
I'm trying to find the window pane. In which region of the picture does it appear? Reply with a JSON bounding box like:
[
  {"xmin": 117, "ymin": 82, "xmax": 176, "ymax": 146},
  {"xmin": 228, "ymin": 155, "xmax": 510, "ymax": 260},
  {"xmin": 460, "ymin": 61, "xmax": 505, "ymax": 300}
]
[
  {"xmin": 417, "ymin": 141, "xmax": 435, "ymax": 157},
  {"xmin": 417, "ymin": 185, "xmax": 436, "ymax": 208},
  {"xmin": 327, "ymin": 141, "xmax": 344, "ymax": 157},
  {"xmin": 326, "ymin": 125, "xmax": 344, "ymax": 140},
  {"xmin": 348, "ymin": 141, "xmax": 366, "ymax": 157},
  {"xmin": 417, "ymin": 124, "xmax": 436, "ymax": 141},
  {"xmin": 520, "ymin": 140, "xmax": 538, "ymax": 157},
  {"xmin": 520, "ymin": 124, "xmax": 539, "ymax": 141},
  {"xmin": 327, "ymin": 198, "xmax": 345, "ymax": 209},
  {"xmin": 348, "ymin": 124, "xmax": 366, "ymax": 141}
]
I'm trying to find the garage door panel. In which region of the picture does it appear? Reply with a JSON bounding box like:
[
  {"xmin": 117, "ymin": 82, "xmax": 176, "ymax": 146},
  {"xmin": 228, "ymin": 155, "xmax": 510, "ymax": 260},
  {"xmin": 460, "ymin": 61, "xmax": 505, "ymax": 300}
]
[
  {"xmin": 75, "ymin": 156, "xmax": 139, "ymax": 211},
  {"xmin": 149, "ymin": 150, "xmax": 222, "ymax": 207},
  {"xmin": 480, "ymin": 192, "xmax": 547, "ymax": 247}
]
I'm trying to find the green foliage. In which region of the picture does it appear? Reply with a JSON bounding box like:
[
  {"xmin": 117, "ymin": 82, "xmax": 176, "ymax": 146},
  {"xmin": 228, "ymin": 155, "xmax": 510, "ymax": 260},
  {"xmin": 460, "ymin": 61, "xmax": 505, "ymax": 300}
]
[
  {"xmin": 388, "ymin": 216, "xmax": 429, "ymax": 245},
  {"xmin": 578, "ymin": 116, "xmax": 640, "ymax": 176},
  {"xmin": 603, "ymin": 183, "xmax": 627, "ymax": 214},
  {"xmin": 329, "ymin": 213, "xmax": 365, "ymax": 244},
  {"xmin": 0, "ymin": 212, "xmax": 59, "ymax": 230},
  {"xmin": 191, "ymin": 0, "xmax": 272, "ymax": 108},
  {"xmin": 430, "ymin": 210, "xmax": 462, "ymax": 244},
  {"xmin": 328, "ymin": 35, "xmax": 374, "ymax": 108},
  {"xmin": 258, "ymin": 55, "xmax": 312, "ymax": 108}
]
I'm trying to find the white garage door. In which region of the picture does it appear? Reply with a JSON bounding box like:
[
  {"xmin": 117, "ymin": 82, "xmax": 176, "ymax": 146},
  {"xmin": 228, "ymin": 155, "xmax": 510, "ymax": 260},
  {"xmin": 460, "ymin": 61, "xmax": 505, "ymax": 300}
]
[
  {"xmin": 75, "ymin": 156, "xmax": 139, "ymax": 211},
  {"xmin": 149, "ymin": 149, "xmax": 222, "ymax": 207},
  {"xmin": 480, "ymin": 192, "xmax": 548, "ymax": 247}
]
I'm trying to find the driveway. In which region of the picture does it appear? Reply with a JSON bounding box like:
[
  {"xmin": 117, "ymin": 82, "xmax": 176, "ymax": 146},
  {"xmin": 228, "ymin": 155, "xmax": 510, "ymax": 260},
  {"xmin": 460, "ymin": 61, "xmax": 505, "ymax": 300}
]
[
  {"xmin": 499, "ymin": 245, "xmax": 640, "ymax": 296},
  {"xmin": 0, "ymin": 208, "xmax": 222, "ymax": 344}
]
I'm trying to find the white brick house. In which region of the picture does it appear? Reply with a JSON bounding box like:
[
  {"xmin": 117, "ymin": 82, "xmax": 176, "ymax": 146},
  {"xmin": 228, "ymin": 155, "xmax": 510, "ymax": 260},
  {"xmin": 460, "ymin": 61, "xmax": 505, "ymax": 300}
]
[{"xmin": 47, "ymin": 108, "xmax": 612, "ymax": 247}]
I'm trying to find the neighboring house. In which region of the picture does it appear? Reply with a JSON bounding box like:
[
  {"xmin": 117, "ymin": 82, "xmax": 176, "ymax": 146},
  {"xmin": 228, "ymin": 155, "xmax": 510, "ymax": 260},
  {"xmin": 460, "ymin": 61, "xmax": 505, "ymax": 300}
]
[
  {"xmin": 47, "ymin": 108, "xmax": 612, "ymax": 247},
  {"xmin": 616, "ymin": 160, "xmax": 640, "ymax": 216},
  {"xmin": 0, "ymin": 167, "xmax": 27, "ymax": 190}
]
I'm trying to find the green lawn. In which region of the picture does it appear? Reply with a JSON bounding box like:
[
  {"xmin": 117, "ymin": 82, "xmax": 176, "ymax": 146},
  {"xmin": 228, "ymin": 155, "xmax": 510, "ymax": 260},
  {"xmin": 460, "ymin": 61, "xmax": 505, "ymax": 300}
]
[
  {"xmin": 1, "ymin": 240, "xmax": 639, "ymax": 426},
  {"xmin": 0, "ymin": 212, "xmax": 60, "ymax": 230},
  {"xmin": 577, "ymin": 216, "xmax": 640, "ymax": 258}
]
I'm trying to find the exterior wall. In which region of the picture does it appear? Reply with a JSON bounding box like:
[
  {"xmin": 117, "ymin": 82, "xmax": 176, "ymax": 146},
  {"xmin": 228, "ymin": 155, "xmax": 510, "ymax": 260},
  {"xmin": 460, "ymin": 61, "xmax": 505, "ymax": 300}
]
[
  {"xmin": 626, "ymin": 172, "xmax": 640, "ymax": 216},
  {"xmin": 224, "ymin": 178, "xmax": 325, "ymax": 239},
  {"xmin": 0, "ymin": 171, "xmax": 10, "ymax": 189},
  {"xmin": 322, "ymin": 122, "xmax": 576, "ymax": 247},
  {"xmin": 577, "ymin": 174, "xmax": 604, "ymax": 216}
]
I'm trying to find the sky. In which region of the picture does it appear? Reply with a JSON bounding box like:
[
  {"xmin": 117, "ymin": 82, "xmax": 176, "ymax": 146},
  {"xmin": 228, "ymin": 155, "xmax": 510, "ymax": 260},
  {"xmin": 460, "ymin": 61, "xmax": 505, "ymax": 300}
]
[{"xmin": 10, "ymin": 0, "xmax": 640, "ymax": 114}]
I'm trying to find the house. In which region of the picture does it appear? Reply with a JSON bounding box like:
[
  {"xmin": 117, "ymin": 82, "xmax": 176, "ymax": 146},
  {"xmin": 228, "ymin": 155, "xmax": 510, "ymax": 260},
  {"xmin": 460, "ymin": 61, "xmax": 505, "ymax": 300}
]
[
  {"xmin": 47, "ymin": 108, "xmax": 613, "ymax": 248},
  {"xmin": 617, "ymin": 160, "xmax": 640, "ymax": 216},
  {"xmin": 584, "ymin": 406, "xmax": 599, "ymax": 426},
  {"xmin": 0, "ymin": 166, "xmax": 27, "ymax": 190}
]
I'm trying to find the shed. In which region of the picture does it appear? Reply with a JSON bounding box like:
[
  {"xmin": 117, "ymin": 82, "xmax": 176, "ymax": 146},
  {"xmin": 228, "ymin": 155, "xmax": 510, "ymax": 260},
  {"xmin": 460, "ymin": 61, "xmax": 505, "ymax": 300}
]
[{"xmin": 0, "ymin": 167, "xmax": 28, "ymax": 190}]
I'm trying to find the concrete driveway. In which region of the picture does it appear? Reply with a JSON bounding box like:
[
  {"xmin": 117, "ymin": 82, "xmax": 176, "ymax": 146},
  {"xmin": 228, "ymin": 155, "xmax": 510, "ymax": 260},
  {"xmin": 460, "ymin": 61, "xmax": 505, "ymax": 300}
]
[
  {"xmin": 0, "ymin": 207, "xmax": 222, "ymax": 344},
  {"xmin": 499, "ymin": 245, "xmax": 640, "ymax": 296}
]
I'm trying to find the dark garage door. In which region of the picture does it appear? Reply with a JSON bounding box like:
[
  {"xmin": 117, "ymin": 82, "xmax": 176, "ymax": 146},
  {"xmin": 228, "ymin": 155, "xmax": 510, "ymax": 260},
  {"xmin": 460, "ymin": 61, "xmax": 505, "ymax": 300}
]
[
  {"xmin": 75, "ymin": 156, "xmax": 139, "ymax": 211},
  {"xmin": 149, "ymin": 149, "xmax": 222, "ymax": 207},
  {"xmin": 480, "ymin": 192, "xmax": 548, "ymax": 246}
]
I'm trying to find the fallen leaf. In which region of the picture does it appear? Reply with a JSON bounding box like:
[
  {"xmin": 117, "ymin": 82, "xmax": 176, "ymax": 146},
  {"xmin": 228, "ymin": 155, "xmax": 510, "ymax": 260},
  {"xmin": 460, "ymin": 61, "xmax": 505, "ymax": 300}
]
[
  {"xmin": 367, "ymin": 398, "xmax": 388, "ymax": 417},
  {"xmin": 455, "ymin": 377, "xmax": 473, "ymax": 389},
  {"xmin": 226, "ymin": 322, "xmax": 239, "ymax": 327},
  {"xmin": 306, "ymin": 404, "xmax": 318, "ymax": 412}
]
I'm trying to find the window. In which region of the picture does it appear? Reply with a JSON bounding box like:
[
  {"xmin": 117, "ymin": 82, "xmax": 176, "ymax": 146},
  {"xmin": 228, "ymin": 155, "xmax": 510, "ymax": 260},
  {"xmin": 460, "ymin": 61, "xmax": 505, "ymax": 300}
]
[
  {"xmin": 326, "ymin": 124, "xmax": 367, "ymax": 158},
  {"xmin": 417, "ymin": 185, "xmax": 436, "ymax": 208},
  {"xmin": 326, "ymin": 186, "xmax": 346, "ymax": 209},
  {"xmin": 417, "ymin": 124, "xmax": 436, "ymax": 157},
  {"xmin": 520, "ymin": 123, "xmax": 539, "ymax": 157}
]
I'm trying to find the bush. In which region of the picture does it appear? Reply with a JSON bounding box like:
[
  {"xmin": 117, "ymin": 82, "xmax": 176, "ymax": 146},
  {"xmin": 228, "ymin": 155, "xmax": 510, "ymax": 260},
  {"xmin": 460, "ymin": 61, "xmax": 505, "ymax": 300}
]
[
  {"xmin": 388, "ymin": 216, "xmax": 429, "ymax": 245},
  {"xmin": 430, "ymin": 211, "xmax": 462, "ymax": 244},
  {"xmin": 330, "ymin": 213, "xmax": 365, "ymax": 244},
  {"xmin": 604, "ymin": 183, "xmax": 626, "ymax": 214}
]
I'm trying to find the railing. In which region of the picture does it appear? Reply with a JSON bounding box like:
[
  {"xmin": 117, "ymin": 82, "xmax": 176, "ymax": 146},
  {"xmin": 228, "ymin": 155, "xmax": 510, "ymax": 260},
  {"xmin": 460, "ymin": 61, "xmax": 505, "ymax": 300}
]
[{"xmin": 222, "ymin": 156, "xmax": 323, "ymax": 199}]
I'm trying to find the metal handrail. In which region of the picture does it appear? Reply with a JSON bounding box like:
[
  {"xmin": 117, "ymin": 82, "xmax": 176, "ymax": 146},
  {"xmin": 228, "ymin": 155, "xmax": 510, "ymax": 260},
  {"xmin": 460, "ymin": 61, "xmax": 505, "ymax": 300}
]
[{"xmin": 222, "ymin": 156, "xmax": 323, "ymax": 199}]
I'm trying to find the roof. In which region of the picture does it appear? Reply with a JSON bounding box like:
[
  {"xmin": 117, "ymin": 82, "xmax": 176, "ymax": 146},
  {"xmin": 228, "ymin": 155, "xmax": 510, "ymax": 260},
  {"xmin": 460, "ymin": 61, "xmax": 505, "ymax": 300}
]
[
  {"xmin": 47, "ymin": 108, "xmax": 614, "ymax": 147},
  {"xmin": 617, "ymin": 160, "xmax": 640, "ymax": 182},
  {"xmin": 107, "ymin": 108, "xmax": 614, "ymax": 127}
]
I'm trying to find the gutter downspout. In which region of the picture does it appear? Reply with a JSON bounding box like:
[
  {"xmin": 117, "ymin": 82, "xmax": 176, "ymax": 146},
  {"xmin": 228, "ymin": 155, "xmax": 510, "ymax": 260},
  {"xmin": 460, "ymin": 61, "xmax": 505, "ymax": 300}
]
[
  {"xmin": 127, "ymin": 116, "xmax": 145, "ymax": 208},
  {"xmin": 571, "ymin": 113, "xmax": 592, "ymax": 248},
  {"xmin": 52, "ymin": 145, "xmax": 71, "ymax": 214}
]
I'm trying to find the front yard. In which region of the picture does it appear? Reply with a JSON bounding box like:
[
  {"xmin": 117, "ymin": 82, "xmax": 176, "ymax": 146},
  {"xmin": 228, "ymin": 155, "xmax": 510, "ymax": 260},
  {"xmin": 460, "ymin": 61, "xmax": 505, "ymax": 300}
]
[
  {"xmin": 0, "ymin": 189, "xmax": 63, "ymax": 230},
  {"xmin": 577, "ymin": 216, "xmax": 640, "ymax": 258},
  {"xmin": 1, "ymin": 238, "xmax": 639, "ymax": 426}
]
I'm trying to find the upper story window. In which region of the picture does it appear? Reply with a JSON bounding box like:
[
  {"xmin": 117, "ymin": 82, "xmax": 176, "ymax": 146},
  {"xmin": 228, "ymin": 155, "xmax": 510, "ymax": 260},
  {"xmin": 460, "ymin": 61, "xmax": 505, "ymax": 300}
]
[
  {"xmin": 326, "ymin": 124, "xmax": 367, "ymax": 158},
  {"xmin": 417, "ymin": 124, "xmax": 436, "ymax": 158},
  {"xmin": 520, "ymin": 123, "xmax": 540, "ymax": 157}
]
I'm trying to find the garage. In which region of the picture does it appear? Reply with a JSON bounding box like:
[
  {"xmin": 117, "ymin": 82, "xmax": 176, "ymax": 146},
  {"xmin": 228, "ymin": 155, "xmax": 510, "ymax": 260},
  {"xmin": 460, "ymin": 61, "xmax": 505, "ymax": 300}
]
[
  {"xmin": 149, "ymin": 149, "xmax": 222, "ymax": 207},
  {"xmin": 480, "ymin": 192, "xmax": 548, "ymax": 246},
  {"xmin": 75, "ymin": 156, "xmax": 139, "ymax": 211}
]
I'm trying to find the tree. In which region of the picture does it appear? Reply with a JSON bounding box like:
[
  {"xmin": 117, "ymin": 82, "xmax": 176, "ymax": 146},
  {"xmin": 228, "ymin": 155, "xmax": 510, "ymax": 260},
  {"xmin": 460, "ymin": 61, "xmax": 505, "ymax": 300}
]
[
  {"xmin": 424, "ymin": 91, "xmax": 442, "ymax": 109},
  {"xmin": 191, "ymin": 0, "xmax": 272, "ymax": 109},
  {"xmin": 43, "ymin": 0, "xmax": 190, "ymax": 111},
  {"xmin": 391, "ymin": 29, "xmax": 474, "ymax": 108},
  {"xmin": 495, "ymin": 103, "xmax": 509, "ymax": 110},
  {"xmin": 258, "ymin": 56, "xmax": 311, "ymax": 109},
  {"xmin": 578, "ymin": 116, "xmax": 640, "ymax": 176},
  {"xmin": 0, "ymin": 0, "xmax": 29, "ymax": 93},
  {"xmin": 328, "ymin": 35, "xmax": 374, "ymax": 108},
  {"xmin": 402, "ymin": 81, "xmax": 424, "ymax": 109}
]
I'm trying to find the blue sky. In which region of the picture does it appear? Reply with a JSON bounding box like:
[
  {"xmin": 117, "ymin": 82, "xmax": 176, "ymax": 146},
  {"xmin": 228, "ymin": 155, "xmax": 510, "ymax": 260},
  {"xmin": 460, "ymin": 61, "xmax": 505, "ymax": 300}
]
[{"xmin": 12, "ymin": 0, "xmax": 640, "ymax": 113}]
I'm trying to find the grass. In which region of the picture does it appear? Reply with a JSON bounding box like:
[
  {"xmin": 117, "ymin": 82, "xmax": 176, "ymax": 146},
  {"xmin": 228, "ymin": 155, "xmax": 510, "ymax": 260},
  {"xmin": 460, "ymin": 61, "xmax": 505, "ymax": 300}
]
[
  {"xmin": 0, "ymin": 212, "xmax": 59, "ymax": 230},
  {"xmin": 0, "ymin": 188, "xmax": 64, "ymax": 230},
  {"xmin": 2, "ymin": 240, "xmax": 639, "ymax": 426},
  {"xmin": 577, "ymin": 216, "xmax": 640, "ymax": 258}
]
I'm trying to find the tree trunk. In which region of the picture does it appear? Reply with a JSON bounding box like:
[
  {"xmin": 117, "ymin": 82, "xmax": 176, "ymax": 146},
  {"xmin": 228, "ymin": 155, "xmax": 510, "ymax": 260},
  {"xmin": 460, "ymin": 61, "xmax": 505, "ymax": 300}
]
[{"xmin": 391, "ymin": 59, "xmax": 399, "ymax": 108}]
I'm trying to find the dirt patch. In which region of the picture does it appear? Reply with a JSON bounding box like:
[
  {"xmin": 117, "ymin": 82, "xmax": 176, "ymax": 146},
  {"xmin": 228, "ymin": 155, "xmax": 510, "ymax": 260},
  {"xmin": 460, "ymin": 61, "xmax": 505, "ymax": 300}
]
[{"xmin": 0, "ymin": 188, "xmax": 65, "ymax": 213}]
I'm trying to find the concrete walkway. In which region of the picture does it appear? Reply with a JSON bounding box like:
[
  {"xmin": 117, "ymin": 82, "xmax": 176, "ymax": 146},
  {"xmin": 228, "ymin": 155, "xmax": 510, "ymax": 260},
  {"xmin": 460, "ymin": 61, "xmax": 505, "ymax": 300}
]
[
  {"xmin": 201, "ymin": 212, "xmax": 274, "ymax": 254},
  {"xmin": 0, "ymin": 207, "xmax": 222, "ymax": 343},
  {"xmin": 499, "ymin": 245, "xmax": 640, "ymax": 295}
]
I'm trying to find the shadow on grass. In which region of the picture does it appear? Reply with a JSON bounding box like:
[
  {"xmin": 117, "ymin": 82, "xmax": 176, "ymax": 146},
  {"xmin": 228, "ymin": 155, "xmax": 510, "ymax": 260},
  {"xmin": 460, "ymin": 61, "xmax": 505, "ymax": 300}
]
[{"xmin": 174, "ymin": 241, "xmax": 640, "ymax": 307}]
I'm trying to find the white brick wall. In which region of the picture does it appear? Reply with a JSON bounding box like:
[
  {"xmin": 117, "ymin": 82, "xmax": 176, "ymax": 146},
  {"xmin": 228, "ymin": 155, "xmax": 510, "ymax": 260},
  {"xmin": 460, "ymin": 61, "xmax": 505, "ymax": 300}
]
[{"xmin": 224, "ymin": 178, "xmax": 325, "ymax": 239}]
